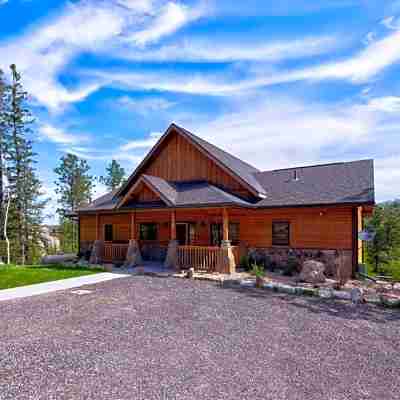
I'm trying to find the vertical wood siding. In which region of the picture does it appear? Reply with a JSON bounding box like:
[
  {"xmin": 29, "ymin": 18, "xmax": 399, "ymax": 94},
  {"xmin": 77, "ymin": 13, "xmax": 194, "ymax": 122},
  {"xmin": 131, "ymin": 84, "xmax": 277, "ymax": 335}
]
[{"xmin": 142, "ymin": 131, "xmax": 254, "ymax": 200}]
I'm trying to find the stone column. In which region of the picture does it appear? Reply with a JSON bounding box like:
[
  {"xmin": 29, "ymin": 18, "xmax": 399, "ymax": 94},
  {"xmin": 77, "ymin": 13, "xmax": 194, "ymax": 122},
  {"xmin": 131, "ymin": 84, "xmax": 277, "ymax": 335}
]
[
  {"xmin": 124, "ymin": 239, "xmax": 143, "ymax": 268},
  {"xmin": 164, "ymin": 210, "xmax": 178, "ymax": 269},
  {"xmin": 89, "ymin": 240, "xmax": 104, "ymax": 265},
  {"xmin": 164, "ymin": 239, "xmax": 178, "ymax": 269},
  {"xmin": 220, "ymin": 240, "xmax": 236, "ymax": 274}
]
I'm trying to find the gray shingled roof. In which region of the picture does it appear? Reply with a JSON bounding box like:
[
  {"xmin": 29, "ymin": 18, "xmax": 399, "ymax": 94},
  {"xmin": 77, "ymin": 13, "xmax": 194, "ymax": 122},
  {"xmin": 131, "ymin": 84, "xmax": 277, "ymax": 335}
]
[
  {"xmin": 76, "ymin": 189, "xmax": 119, "ymax": 212},
  {"xmin": 253, "ymin": 159, "xmax": 374, "ymax": 207}
]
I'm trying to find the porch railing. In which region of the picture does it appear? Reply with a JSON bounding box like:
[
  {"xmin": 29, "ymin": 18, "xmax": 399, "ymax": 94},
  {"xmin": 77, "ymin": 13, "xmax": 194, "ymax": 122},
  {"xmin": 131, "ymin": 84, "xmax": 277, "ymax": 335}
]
[
  {"xmin": 103, "ymin": 243, "xmax": 129, "ymax": 263},
  {"xmin": 177, "ymin": 246, "xmax": 224, "ymax": 272}
]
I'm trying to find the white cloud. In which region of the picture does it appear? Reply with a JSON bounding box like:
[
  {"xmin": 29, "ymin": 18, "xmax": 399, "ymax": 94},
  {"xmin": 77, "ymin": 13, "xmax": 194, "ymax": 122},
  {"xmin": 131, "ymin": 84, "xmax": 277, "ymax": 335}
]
[
  {"xmin": 118, "ymin": 35, "xmax": 340, "ymax": 62},
  {"xmin": 0, "ymin": 0, "xmax": 203, "ymax": 112},
  {"xmin": 375, "ymin": 155, "xmax": 400, "ymax": 201},
  {"xmin": 129, "ymin": 2, "xmax": 199, "ymax": 47},
  {"xmin": 39, "ymin": 124, "xmax": 89, "ymax": 144},
  {"xmin": 381, "ymin": 16, "xmax": 400, "ymax": 30},
  {"xmin": 117, "ymin": 96, "xmax": 175, "ymax": 114},
  {"xmin": 366, "ymin": 96, "xmax": 400, "ymax": 113}
]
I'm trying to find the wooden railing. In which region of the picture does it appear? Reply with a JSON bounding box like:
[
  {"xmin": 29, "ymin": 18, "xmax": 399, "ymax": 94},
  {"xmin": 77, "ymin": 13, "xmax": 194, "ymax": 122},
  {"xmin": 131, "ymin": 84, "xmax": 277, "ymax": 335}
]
[
  {"xmin": 103, "ymin": 243, "xmax": 129, "ymax": 263},
  {"xmin": 177, "ymin": 246, "xmax": 224, "ymax": 272}
]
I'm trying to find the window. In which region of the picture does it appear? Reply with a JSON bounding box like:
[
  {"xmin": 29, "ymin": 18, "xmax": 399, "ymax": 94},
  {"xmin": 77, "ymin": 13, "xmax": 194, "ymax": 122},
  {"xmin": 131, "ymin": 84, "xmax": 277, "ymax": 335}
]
[
  {"xmin": 140, "ymin": 223, "xmax": 158, "ymax": 241},
  {"xmin": 210, "ymin": 223, "xmax": 240, "ymax": 246},
  {"xmin": 272, "ymin": 221, "xmax": 290, "ymax": 246},
  {"xmin": 104, "ymin": 224, "xmax": 113, "ymax": 242}
]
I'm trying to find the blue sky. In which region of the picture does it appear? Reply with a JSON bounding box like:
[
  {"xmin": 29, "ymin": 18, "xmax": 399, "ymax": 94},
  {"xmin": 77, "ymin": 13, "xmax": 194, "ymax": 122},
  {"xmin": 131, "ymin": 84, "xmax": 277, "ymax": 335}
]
[{"xmin": 1, "ymin": 0, "xmax": 400, "ymax": 222}]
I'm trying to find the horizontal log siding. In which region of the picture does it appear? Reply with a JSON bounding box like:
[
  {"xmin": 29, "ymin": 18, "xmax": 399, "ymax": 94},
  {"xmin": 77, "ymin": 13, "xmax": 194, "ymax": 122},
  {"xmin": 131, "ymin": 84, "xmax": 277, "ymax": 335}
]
[
  {"xmin": 80, "ymin": 215, "xmax": 97, "ymax": 242},
  {"xmin": 79, "ymin": 206, "xmax": 354, "ymax": 250},
  {"xmin": 229, "ymin": 207, "xmax": 353, "ymax": 250},
  {"xmin": 142, "ymin": 131, "xmax": 254, "ymax": 200}
]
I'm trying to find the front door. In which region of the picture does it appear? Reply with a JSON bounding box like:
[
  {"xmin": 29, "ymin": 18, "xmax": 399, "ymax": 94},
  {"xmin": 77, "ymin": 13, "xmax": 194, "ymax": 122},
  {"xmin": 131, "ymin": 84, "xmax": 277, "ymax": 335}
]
[{"xmin": 176, "ymin": 223, "xmax": 188, "ymax": 245}]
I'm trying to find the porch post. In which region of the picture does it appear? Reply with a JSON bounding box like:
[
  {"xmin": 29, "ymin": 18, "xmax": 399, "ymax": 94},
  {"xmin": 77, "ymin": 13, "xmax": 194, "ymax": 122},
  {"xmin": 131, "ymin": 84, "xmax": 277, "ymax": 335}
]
[
  {"xmin": 90, "ymin": 213, "xmax": 104, "ymax": 265},
  {"xmin": 124, "ymin": 210, "xmax": 142, "ymax": 268},
  {"xmin": 165, "ymin": 209, "xmax": 178, "ymax": 269},
  {"xmin": 220, "ymin": 208, "xmax": 236, "ymax": 274}
]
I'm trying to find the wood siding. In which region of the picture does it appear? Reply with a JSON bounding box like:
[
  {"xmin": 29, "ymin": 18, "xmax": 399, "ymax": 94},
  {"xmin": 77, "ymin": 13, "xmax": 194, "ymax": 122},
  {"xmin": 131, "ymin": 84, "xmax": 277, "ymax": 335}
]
[
  {"xmin": 135, "ymin": 183, "xmax": 161, "ymax": 202},
  {"xmin": 142, "ymin": 131, "xmax": 254, "ymax": 200},
  {"xmin": 80, "ymin": 206, "xmax": 354, "ymax": 251}
]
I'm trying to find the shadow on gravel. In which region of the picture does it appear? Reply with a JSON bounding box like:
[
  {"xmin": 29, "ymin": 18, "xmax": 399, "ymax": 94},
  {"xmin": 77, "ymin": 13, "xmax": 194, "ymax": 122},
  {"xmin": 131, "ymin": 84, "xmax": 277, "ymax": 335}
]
[{"xmin": 220, "ymin": 285, "xmax": 400, "ymax": 324}]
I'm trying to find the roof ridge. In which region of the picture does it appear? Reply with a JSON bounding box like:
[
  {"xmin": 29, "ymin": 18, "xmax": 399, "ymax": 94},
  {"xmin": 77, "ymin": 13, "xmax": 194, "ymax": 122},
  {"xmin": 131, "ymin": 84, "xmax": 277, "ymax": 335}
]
[
  {"xmin": 256, "ymin": 159, "xmax": 373, "ymax": 174},
  {"xmin": 172, "ymin": 123, "xmax": 260, "ymax": 172}
]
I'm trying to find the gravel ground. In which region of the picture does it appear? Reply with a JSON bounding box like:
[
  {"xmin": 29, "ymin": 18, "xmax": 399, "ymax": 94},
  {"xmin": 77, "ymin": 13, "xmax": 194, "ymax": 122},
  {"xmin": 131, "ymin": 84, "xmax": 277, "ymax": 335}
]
[{"xmin": 0, "ymin": 276, "xmax": 399, "ymax": 400}]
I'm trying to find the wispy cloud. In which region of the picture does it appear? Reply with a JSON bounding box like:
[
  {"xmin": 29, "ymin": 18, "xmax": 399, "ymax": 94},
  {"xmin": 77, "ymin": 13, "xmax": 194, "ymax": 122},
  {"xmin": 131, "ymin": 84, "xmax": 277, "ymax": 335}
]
[
  {"xmin": 39, "ymin": 124, "xmax": 89, "ymax": 144},
  {"xmin": 117, "ymin": 35, "xmax": 340, "ymax": 63},
  {"xmin": 0, "ymin": 0, "xmax": 8, "ymax": 5},
  {"xmin": 116, "ymin": 96, "xmax": 175, "ymax": 115},
  {"xmin": 128, "ymin": 2, "xmax": 203, "ymax": 47},
  {"xmin": 0, "ymin": 0, "xmax": 204, "ymax": 112}
]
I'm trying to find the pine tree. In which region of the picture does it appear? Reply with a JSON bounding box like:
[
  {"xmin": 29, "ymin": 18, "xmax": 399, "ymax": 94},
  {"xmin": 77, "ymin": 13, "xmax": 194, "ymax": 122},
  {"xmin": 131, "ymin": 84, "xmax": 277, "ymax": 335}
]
[
  {"xmin": 54, "ymin": 154, "xmax": 94, "ymax": 252},
  {"xmin": 100, "ymin": 159, "xmax": 126, "ymax": 191},
  {"xmin": 0, "ymin": 68, "xmax": 7, "ymax": 231},
  {"xmin": 3, "ymin": 64, "xmax": 46, "ymax": 264},
  {"xmin": 54, "ymin": 153, "xmax": 94, "ymax": 215}
]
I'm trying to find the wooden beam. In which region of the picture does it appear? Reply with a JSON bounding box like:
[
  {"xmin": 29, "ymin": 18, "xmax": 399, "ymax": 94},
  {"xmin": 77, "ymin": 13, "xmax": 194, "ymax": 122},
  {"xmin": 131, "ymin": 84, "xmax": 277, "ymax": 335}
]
[
  {"xmin": 222, "ymin": 208, "xmax": 229, "ymax": 242},
  {"xmin": 95, "ymin": 214, "xmax": 100, "ymax": 241},
  {"xmin": 130, "ymin": 212, "xmax": 136, "ymax": 240},
  {"xmin": 171, "ymin": 210, "xmax": 176, "ymax": 241}
]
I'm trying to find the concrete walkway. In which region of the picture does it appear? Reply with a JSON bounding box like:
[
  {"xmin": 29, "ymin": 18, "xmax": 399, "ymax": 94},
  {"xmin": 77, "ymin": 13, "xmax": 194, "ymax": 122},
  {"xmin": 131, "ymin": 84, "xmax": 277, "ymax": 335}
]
[{"xmin": 0, "ymin": 272, "xmax": 130, "ymax": 302}]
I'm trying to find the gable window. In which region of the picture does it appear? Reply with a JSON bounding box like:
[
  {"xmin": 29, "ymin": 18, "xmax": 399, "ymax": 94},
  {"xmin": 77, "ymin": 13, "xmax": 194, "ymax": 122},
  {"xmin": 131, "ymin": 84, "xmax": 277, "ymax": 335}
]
[
  {"xmin": 140, "ymin": 223, "xmax": 158, "ymax": 241},
  {"xmin": 104, "ymin": 224, "xmax": 113, "ymax": 242},
  {"xmin": 210, "ymin": 223, "xmax": 240, "ymax": 246},
  {"xmin": 272, "ymin": 221, "xmax": 290, "ymax": 246}
]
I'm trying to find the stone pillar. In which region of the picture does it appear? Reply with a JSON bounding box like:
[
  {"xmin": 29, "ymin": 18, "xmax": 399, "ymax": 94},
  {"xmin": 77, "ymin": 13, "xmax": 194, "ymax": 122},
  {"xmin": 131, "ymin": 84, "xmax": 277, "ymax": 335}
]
[
  {"xmin": 124, "ymin": 239, "xmax": 143, "ymax": 268},
  {"xmin": 89, "ymin": 240, "xmax": 104, "ymax": 265},
  {"xmin": 220, "ymin": 240, "xmax": 236, "ymax": 274},
  {"xmin": 164, "ymin": 239, "xmax": 178, "ymax": 270}
]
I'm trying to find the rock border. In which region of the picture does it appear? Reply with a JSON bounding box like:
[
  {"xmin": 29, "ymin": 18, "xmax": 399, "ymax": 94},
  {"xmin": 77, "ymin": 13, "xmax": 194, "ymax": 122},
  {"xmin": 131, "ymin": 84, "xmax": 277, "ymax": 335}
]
[{"xmin": 177, "ymin": 273, "xmax": 400, "ymax": 309}]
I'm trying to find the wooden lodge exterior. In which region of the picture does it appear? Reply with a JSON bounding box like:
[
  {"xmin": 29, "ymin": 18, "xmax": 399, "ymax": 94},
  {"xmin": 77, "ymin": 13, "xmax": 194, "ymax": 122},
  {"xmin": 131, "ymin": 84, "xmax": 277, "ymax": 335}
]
[{"xmin": 76, "ymin": 123, "xmax": 375, "ymax": 276}]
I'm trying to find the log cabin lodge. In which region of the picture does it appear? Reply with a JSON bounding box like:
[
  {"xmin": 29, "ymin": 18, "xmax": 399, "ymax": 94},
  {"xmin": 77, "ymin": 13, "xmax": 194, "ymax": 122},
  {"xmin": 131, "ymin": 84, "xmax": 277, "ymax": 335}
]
[{"xmin": 76, "ymin": 123, "xmax": 375, "ymax": 276}]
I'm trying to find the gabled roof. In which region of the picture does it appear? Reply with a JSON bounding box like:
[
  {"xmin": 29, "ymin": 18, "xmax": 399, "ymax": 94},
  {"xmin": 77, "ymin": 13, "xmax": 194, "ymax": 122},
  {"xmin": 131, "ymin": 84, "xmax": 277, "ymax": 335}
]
[
  {"xmin": 253, "ymin": 159, "xmax": 374, "ymax": 207},
  {"xmin": 121, "ymin": 177, "xmax": 253, "ymax": 209},
  {"xmin": 75, "ymin": 189, "xmax": 119, "ymax": 212},
  {"xmin": 117, "ymin": 123, "xmax": 265, "ymax": 198}
]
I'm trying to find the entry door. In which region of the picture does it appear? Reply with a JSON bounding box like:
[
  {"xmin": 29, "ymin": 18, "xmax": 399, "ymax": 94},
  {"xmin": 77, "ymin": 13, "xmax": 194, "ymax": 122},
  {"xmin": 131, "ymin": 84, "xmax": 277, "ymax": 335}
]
[{"xmin": 176, "ymin": 223, "xmax": 188, "ymax": 245}]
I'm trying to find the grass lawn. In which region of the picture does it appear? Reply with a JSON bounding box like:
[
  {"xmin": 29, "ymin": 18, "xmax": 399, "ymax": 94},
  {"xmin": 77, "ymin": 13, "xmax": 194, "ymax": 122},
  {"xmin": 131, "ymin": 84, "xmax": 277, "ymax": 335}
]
[{"xmin": 0, "ymin": 265, "xmax": 103, "ymax": 290}]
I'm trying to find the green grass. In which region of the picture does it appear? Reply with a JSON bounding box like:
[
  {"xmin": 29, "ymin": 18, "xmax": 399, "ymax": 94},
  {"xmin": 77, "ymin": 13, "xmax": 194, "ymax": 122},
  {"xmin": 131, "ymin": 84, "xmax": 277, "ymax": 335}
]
[
  {"xmin": 0, "ymin": 264, "xmax": 103, "ymax": 290},
  {"xmin": 365, "ymin": 260, "xmax": 400, "ymax": 282}
]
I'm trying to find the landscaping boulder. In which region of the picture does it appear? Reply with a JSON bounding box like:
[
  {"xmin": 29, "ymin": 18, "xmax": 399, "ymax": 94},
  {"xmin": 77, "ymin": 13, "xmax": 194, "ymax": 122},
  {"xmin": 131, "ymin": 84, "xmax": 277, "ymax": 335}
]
[
  {"xmin": 299, "ymin": 260, "xmax": 326, "ymax": 284},
  {"xmin": 41, "ymin": 254, "xmax": 78, "ymax": 265},
  {"xmin": 351, "ymin": 288, "xmax": 364, "ymax": 304}
]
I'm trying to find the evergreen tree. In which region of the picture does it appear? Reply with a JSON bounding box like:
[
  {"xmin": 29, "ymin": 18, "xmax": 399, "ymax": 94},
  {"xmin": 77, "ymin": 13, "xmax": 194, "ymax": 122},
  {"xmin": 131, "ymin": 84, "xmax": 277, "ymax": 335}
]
[
  {"xmin": 54, "ymin": 153, "xmax": 94, "ymax": 215},
  {"xmin": 100, "ymin": 159, "xmax": 126, "ymax": 191},
  {"xmin": 2, "ymin": 64, "xmax": 46, "ymax": 264},
  {"xmin": 54, "ymin": 154, "xmax": 94, "ymax": 252},
  {"xmin": 0, "ymin": 68, "xmax": 7, "ymax": 229}
]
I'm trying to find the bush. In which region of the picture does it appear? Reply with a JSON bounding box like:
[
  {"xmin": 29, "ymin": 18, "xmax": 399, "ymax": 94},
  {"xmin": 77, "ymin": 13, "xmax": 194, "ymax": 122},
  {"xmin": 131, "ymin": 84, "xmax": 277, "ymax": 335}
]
[
  {"xmin": 240, "ymin": 255, "xmax": 250, "ymax": 271},
  {"xmin": 251, "ymin": 264, "xmax": 265, "ymax": 278},
  {"xmin": 283, "ymin": 255, "xmax": 300, "ymax": 276}
]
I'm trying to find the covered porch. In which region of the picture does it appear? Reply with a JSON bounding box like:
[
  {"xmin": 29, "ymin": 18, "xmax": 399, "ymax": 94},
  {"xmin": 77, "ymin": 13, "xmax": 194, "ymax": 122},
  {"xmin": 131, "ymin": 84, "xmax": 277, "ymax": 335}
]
[{"xmin": 84, "ymin": 207, "xmax": 240, "ymax": 274}]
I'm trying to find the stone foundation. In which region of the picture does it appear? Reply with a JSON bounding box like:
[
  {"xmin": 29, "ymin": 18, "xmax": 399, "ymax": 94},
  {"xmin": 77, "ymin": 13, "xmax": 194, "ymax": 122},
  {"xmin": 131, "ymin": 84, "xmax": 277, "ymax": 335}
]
[{"xmin": 247, "ymin": 247, "xmax": 353, "ymax": 279}]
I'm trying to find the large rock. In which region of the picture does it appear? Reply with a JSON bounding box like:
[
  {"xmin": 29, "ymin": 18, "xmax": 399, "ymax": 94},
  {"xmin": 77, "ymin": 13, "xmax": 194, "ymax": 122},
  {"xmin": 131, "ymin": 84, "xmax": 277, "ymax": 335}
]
[
  {"xmin": 41, "ymin": 254, "xmax": 78, "ymax": 265},
  {"xmin": 299, "ymin": 260, "xmax": 326, "ymax": 284}
]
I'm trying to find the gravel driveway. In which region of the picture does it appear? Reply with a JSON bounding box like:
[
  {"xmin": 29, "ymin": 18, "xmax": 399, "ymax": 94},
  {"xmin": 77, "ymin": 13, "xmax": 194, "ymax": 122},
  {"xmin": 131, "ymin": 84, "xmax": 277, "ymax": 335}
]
[{"xmin": 0, "ymin": 276, "xmax": 399, "ymax": 400}]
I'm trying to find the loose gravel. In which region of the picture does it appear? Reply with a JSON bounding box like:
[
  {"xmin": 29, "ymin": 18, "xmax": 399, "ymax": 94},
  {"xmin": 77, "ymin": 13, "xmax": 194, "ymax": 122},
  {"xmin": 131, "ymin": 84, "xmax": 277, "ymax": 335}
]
[{"xmin": 0, "ymin": 276, "xmax": 399, "ymax": 400}]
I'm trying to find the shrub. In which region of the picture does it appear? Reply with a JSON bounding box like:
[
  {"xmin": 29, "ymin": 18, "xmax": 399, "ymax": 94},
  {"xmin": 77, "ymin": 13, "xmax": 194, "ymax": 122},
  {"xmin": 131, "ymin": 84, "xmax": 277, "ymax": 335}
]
[
  {"xmin": 251, "ymin": 263, "xmax": 265, "ymax": 278},
  {"xmin": 283, "ymin": 255, "xmax": 300, "ymax": 276},
  {"xmin": 240, "ymin": 255, "xmax": 250, "ymax": 271}
]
